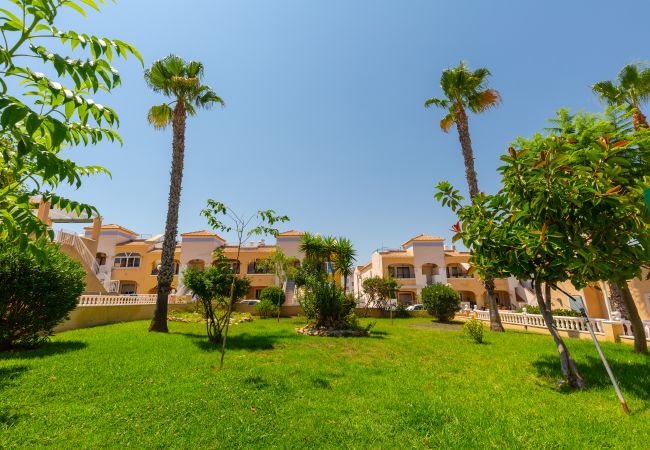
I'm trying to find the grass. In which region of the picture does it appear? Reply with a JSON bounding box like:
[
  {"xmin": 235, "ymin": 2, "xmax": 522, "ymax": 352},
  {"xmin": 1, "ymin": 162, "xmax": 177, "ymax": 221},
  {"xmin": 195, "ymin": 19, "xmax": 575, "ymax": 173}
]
[{"xmin": 1, "ymin": 317, "xmax": 649, "ymax": 449}]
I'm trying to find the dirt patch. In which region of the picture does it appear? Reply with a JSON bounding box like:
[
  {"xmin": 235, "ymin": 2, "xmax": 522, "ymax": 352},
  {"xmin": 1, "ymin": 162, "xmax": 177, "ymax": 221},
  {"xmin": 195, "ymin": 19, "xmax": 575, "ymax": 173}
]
[
  {"xmin": 297, "ymin": 326, "xmax": 369, "ymax": 337},
  {"xmin": 409, "ymin": 322, "xmax": 463, "ymax": 331}
]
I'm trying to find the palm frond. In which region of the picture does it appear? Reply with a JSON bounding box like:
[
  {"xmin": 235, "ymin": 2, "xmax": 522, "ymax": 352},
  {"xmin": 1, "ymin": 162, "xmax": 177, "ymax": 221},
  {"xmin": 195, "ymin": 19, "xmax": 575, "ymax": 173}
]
[
  {"xmin": 440, "ymin": 112, "xmax": 455, "ymax": 132},
  {"xmin": 147, "ymin": 103, "xmax": 173, "ymax": 129},
  {"xmin": 592, "ymin": 80, "xmax": 622, "ymax": 105},
  {"xmin": 424, "ymin": 97, "xmax": 449, "ymax": 109},
  {"xmin": 185, "ymin": 61, "xmax": 205, "ymax": 80},
  {"xmin": 468, "ymin": 88, "xmax": 501, "ymax": 113}
]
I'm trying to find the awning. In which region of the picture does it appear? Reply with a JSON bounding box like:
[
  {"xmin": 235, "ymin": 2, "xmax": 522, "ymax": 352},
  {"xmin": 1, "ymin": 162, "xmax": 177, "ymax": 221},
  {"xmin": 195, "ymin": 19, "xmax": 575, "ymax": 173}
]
[{"xmin": 460, "ymin": 263, "xmax": 471, "ymax": 271}]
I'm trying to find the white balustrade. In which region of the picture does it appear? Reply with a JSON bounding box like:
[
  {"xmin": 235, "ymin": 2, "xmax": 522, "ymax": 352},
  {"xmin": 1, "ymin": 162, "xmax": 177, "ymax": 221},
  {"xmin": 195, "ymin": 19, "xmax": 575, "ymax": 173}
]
[
  {"xmin": 78, "ymin": 294, "xmax": 158, "ymax": 306},
  {"xmin": 621, "ymin": 320, "xmax": 650, "ymax": 340},
  {"xmin": 474, "ymin": 310, "xmax": 606, "ymax": 334}
]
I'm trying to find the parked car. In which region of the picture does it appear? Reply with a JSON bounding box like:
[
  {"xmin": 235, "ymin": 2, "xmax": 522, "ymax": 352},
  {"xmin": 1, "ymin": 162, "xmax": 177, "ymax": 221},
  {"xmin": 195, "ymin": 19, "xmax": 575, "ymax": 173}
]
[
  {"xmin": 406, "ymin": 304, "xmax": 424, "ymax": 311},
  {"xmin": 239, "ymin": 300, "xmax": 260, "ymax": 306}
]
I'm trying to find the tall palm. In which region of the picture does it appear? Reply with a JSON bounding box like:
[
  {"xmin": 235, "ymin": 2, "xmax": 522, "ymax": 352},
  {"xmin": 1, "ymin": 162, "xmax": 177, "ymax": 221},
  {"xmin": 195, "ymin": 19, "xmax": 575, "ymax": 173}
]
[
  {"xmin": 425, "ymin": 62, "xmax": 504, "ymax": 332},
  {"xmin": 333, "ymin": 237, "xmax": 357, "ymax": 293},
  {"xmin": 425, "ymin": 62, "xmax": 500, "ymax": 198},
  {"xmin": 145, "ymin": 55, "xmax": 224, "ymax": 333},
  {"xmin": 593, "ymin": 63, "xmax": 650, "ymax": 353},
  {"xmin": 592, "ymin": 63, "xmax": 650, "ymax": 129}
]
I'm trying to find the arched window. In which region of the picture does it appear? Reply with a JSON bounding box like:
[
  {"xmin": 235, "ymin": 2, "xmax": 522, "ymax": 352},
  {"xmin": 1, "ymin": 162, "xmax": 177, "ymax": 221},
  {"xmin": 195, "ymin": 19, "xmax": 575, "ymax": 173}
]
[
  {"xmin": 114, "ymin": 252, "xmax": 141, "ymax": 268},
  {"xmin": 247, "ymin": 259, "xmax": 272, "ymax": 274},
  {"xmin": 95, "ymin": 252, "xmax": 107, "ymax": 266},
  {"xmin": 187, "ymin": 259, "xmax": 205, "ymax": 272},
  {"xmin": 151, "ymin": 260, "xmax": 180, "ymax": 275},
  {"xmin": 388, "ymin": 264, "xmax": 415, "ymax": 279}
]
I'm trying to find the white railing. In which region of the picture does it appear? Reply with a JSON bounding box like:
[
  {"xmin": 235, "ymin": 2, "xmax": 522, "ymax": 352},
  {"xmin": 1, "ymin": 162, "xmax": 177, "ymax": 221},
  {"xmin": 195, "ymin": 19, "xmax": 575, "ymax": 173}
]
[
  {"xmin": 621, "ymin": 320, "xmax": 650, "ymax": 340},
  {"xmin": 77, "ymin": 293, "xmax": 190, "ymax": 306},
  {"xmin": 473, "ymin": 310, "xmax": 605, "ymax": 334},
  {"xmin": 56, "ymin": 229, "xmax": 100, "ymax": 275}
]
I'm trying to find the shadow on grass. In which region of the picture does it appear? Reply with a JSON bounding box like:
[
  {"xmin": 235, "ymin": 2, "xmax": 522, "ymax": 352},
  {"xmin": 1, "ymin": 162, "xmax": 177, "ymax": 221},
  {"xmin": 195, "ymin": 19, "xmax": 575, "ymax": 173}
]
[
  {"xmin": 0, "ymin": 366, "xmax": 28, "ymax": 389},
  {"xmin": 175, "ymin": 330, "xmax": 302, "ymax": 352},
  {"xmin": 0, "ymin": 341, "xmax": 87, "ymax": 361},
  {"xmin": 532, "ymin": 354, "xmax": 650, "ymax": 398}
]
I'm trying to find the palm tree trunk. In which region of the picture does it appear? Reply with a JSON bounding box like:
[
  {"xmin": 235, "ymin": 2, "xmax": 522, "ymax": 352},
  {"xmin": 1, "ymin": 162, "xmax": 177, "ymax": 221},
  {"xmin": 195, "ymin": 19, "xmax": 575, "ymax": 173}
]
[
  {"xmin": 149, "ymin": 99, "xmax": 187, "ymax": 333},
  {"xmin": 617, "ymin": 281, "xmax": 648, "ymax": 354},
  {"xmin": 607, "ymin": 281, "xmax": 629, "ymax": 319},
  {"xmin": 534, "ymin": 281, "xmax": 585, "ymax": 389},
  {"xmin": 632, "ymin": 108, "xmax": 649, "ymax": 130},
  {"xmin": 454, "ymin": 105, "xmax": 479, "ymax": 199},
  {"xmin": 454, "ymin": 105, "xmax": 503, "ymax": 332}
]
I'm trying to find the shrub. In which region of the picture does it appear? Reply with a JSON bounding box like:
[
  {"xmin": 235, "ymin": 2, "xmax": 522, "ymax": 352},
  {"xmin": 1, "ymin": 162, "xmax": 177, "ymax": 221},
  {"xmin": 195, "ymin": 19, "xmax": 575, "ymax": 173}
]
[
  {"xmin": 182, "ymin": 264, "xmax": 250, "ymax": 343},
  {"xmin": 394, "ymin": 303, "xmax": 410, "ymax": 318},
  {"xmin": 464, "ymin": 318, "xmax": 485, "ymax": 343},
  {"xmin": 255, "ymin": 299, "xmax": 279, "ymax": 318},
  {"xmin": 0, "ymin": 242, "xmax": 86, "ymax": 350},
  {"xmin": 515, "ymin": 305, "xmax": 583, "ymax": 317},
  {"xmin": 259, "ymin": 286, "xmax": 285, "ymax": 307},
  {"xmin": 421, "ymin": 283, "xmax": 461, "ymax": 322}
]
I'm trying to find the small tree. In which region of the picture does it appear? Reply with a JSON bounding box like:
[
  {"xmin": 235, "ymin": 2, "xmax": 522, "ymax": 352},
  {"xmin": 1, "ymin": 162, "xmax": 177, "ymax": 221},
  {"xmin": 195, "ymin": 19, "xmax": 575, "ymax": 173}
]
[
  {"xmin": 201, "ymin": 199, "xmax": 289, "ymax": 368},
  {"xmin": 259, "ymin": 286, "xmax": 285, "ymax": 307},
  {"xmin": 0, "ymin": 242, "xmax": 85, "ymax": 350},
  {"xmin": 182, "ymin": 256, "xmax": 250, "ymax": 343},
  {"xmin": 257, "ymin": 248, "xmax": 297, "ymax": 322},
  {"xmin": 421, "ymin": 284, "xmax": 461, "ymax": 322},
  {"xmin": 362, "ymin": 276, "xmax": 398, "ymax": 314}
]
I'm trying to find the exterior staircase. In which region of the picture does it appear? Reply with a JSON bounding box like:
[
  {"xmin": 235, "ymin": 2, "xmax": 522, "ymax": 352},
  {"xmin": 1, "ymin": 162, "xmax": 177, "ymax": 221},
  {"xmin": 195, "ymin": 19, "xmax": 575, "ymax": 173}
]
[
  {"xmin": 56, "ymin": 230, "xmax": 118, "ymax": 294},
  {"xmin": 284, "ymin": 279, "xmax": 296, "ymax": 305}
]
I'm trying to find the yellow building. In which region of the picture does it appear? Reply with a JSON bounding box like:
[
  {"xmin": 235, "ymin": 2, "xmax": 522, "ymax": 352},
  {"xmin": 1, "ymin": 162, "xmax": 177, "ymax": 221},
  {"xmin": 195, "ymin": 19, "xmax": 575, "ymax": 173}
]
[
  {"xmin": 354, "ymin": 234, "xmax": 650, "ymax": 321},
  {"xmin": 354, "ymin": 234, "xmax": 518, "ymax": 308},
  {"xmin": 84, "ymin": 225, "xmax": 307, "ymax": 304}
]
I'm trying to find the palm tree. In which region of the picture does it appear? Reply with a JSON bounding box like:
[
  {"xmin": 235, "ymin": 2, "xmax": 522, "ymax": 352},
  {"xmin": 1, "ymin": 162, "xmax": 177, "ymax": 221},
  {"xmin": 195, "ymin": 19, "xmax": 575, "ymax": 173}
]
[
  {"xmin": 425, "ymin": 62, "xmax": 504, "ymax": 332},
  {"xmin": 425, "ymin": 62, "xmax": 501, "ymax": 198},
  {"xmin": 332, "ymin": 237, "xmax": 357, "ymax": 294},
  {"xmin": 592, "ymin": 63, "xmax": 650, "ymax": 129},
  {"xmin": 593, "ymin": 62, "xmax": 650, "ymax": 354},
  {"xmin": 145, "ymin": 55, "xmax": 224, "ymax": 333}
]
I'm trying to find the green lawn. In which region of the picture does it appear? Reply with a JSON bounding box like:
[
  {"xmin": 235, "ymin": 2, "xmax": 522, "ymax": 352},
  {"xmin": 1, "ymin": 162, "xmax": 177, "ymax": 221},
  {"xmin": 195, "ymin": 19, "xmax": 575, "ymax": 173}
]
[{"xmin": 1, "ymin": 317, "xmax": 649, "ymax": 449}]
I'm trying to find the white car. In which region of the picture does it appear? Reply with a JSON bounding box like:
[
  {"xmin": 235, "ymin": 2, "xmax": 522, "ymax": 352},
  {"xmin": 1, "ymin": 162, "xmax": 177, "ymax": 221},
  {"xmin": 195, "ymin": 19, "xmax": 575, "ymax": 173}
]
[
  {"xmin": 239, "ymin": 299, "xmax": 260, "ymax": 306},
  {"xmin": 406, "ymin": 304, "xmax": 425, "ymax": 311}
]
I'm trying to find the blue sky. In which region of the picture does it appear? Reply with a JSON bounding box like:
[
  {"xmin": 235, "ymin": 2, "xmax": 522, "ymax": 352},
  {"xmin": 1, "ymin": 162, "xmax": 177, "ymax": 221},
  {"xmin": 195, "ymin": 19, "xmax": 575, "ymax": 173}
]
[{"xmin": 55, "ymin": 0, "xmax": 650, "ymax": 261}]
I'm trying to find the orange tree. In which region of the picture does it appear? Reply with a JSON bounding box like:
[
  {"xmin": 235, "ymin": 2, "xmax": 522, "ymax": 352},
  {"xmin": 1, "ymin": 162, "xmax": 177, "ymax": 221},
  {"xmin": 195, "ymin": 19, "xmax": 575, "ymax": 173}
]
[{"xmin": 437, "ymin": 107, "xmax": 650, "ymax": 388}]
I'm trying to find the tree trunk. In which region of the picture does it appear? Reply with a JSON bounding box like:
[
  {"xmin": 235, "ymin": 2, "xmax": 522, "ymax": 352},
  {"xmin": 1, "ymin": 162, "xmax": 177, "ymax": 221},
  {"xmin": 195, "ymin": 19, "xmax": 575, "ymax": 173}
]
[
  {"xmin": 454, "ymin": 104, "xmax": 480, "ymax": 199},
  {"xmin": 534, "ymin": 281, "xmax": 585, "ymax": 389},
  {"xmin": 607, "ymin": 281, "xmax": 629, "ymax": 319},
  {"xmin": 544, "ymin": 283, "xmax": 552, "ymax": 311},
  {"xmin": 484, "ymin": 279, "xmax": 505, "ymax": 332},
  {"xmin": 149, "ymin": 99, "xmax": 187, "ymax": 333},
  {"xmin": 454, "ymin": 105, "xmax": 503, "ymax": 332},
  {"xmin": 618, "ymin": 281, "xmax": 648, "ymax": 354},
  {"xmin": 632, "ymin": 108, "xmax": 649, "ymax": 130}
]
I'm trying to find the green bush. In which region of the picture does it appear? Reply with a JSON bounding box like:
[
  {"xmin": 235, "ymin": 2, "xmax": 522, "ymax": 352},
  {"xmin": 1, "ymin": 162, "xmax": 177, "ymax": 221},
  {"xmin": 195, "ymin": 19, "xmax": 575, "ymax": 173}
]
[
  {"xmin": 421, "ymin": 283, "xmax": 461, "ymax": 322},
  {"xmin": 259, "ymin": 286, "xmax": 285, "ymax": 307},
  {"xmin": 0, "ymin": 242, "xmax": 86, "ymax": 350},
  {"xmin": 515, "ymin": 305, "xmax": 583, "ymax": 317},
  {"xmin": 464, "ymin": 318, "xmax": 484, "ymax": 343},
  {"xmin": 255, "ymin": 299, "xmax": 279, "ymax": 318}
]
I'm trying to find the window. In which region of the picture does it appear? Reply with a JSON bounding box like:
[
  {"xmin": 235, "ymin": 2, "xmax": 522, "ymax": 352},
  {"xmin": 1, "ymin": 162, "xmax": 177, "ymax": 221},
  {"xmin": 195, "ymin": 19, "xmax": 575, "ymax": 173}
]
[
  {"xmin": 247, "ymin": 259, "xmax": 272, "ymax": 274},
  {"xmin": 114, "ymin": 252, "xmax": 141, "ymax": 268},
  {"xmin": 388, "ymin": 264, "xmax": 415, "ymax": 279},
  {"xmin": 95, "ymin": 252, "xmax": 106, "ymax": 266},
  {"xmin": 255, "ymin": 289, "xmax": 264, "ymax": 299},
  {"xmin": 119, "ymin": 281, "xmax": 137, "ymax": 294},
  {"xmin": 446, "ymin": 265, "xmax": 467, "ymax": 278},
  {"xmin": 151, "ymin": 260, "xmax": 180, "ymax": 275}
]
